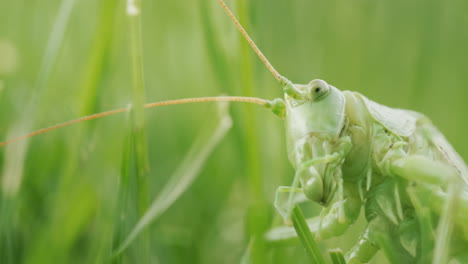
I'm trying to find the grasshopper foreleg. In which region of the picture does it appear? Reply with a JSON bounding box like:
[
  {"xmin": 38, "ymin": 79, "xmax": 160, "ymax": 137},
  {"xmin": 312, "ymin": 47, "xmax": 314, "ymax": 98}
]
[{"xmin": 313, "ymin": 183, "xmax": 361, "ymax": 241}]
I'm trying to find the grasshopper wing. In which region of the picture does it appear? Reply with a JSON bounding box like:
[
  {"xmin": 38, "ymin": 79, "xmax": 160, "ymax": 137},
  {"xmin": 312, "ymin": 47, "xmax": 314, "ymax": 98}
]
[
  {"xmin": 361, "ymin": 94, "xmax": 468, "ymax": 187},
  {"xmin": 429, "ymin": 126, "xmax": 468, "ymax": 188},
  {"xmin": 360, "ymin": 95, "xmax": 422, "ymax": 137}
]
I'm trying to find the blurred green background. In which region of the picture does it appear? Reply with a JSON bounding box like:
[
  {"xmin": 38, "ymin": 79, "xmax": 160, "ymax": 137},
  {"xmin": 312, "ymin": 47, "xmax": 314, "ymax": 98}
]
[{"xmin": 0, "ymin": 0, "xmax": 467, "ymax": 263}]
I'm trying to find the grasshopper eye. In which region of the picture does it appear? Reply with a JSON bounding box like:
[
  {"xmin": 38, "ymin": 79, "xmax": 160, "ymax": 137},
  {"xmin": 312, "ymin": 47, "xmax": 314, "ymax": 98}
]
[{"xmin": 308, "ymin": 79, "xmax": 330, "ymax": 101}]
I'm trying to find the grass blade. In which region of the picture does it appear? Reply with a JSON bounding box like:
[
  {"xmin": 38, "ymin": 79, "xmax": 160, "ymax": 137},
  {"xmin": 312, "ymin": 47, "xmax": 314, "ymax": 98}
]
[
  {"xmin": 264, "ymin": 216, "xmax": 319, "ymax": 244},
  {"xmin": 125, "ymin": 0, "xmax": 152, "ymax": 260},
  {"xmin": 234, "ymin": 0, "xmax": 270, "ymax": 262},
  {"xmin": 291, "ymin": 205, "xmax": 327, "ymax": 264},
  {"xmin": 199, "ymin": 0, "xmax": 233, "ymax": 92},
  {"xmin": 112, "ymin": 110, "xmax": 134, "ymax": 264},
  {"xmin": 329, "ymin": 249, "xmax": 347, "ymax": 264},
  {"xmin": 0, "ymin": 1, "xmax": 76, "ymax": 262},
  {"xmin": 1, "ymin": 0, "xmax": 76, "ymax": 197},
  {"xmin": 114, "ymin": 101, "xmax": 233, "ymax": 255},
  {"xmin": 240, "ymin": 238, "xmax": 255, "ymax": 264},
  {"xmin": 76, "ymin": 2, "xmax": 118, "ymax": 261},
  {"xmin": 127, "ymin": 0, "xmax": 150, "ymax": 215}
]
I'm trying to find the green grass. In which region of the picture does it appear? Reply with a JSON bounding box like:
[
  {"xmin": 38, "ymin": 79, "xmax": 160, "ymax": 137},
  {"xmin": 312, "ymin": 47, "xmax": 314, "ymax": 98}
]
[
  {"xmin": 292, "ymin": 205, "xmax": 327, "ymax": 264},
  {"xmin": 119, "ymin": 0, "xmax": 152, "ymax": 261},
  {"xmin": 1, "ymin": 0, "xmax": 468, "ymax": 263},
  {"xmin": 115, "ymin": 101, "xmax": 232, "ymax": 256}
]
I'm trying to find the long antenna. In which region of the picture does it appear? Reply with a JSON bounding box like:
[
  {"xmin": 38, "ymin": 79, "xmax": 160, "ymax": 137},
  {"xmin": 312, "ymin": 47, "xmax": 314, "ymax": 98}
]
[
  {"xmin": 0, "ymin": 96, "xmax": 268, "ymax": 147},
  {"xmin": 216, "ymin": 0, "xmax": 282, "ymax": 81},
  {"xmin": 216, "ymin": 0, "xmax": 304, "ymax": 99}
]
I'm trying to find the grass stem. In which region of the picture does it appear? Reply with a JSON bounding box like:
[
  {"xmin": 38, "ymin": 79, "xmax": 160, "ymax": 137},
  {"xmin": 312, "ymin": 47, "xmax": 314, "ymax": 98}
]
[
  {"xmin": 291, "ymin": 205, "xmax": 327, "ymax": 264},
  {"xmin": 127, "ymin": 0, "xmax": 150, "ymax": 215},
  {"xmin": 123, "ymin": 0, "xmax": 151, "ymax": 260}
]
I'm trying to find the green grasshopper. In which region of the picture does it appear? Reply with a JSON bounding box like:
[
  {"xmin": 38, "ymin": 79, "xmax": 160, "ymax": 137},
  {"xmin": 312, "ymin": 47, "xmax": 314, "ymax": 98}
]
[
  {"xmin": 213, "ymin": 1, "xmax": 468, "ymax": 262},
  {"xmin": 2, "ymin": 0, "xmax": 467, "ymax": 263}
]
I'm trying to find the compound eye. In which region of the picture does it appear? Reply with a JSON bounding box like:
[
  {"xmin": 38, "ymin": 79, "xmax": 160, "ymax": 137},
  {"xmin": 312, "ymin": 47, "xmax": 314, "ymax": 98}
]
[{"xmin": 308, "ymin": 79, "xmax": 330, "ymax": 101}]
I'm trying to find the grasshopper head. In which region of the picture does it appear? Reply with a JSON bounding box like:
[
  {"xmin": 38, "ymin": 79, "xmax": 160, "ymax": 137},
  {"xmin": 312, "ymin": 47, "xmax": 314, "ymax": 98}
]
[{"xmin": 284, "ymin": 79, "xmax": 349, "ymax": 206}]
